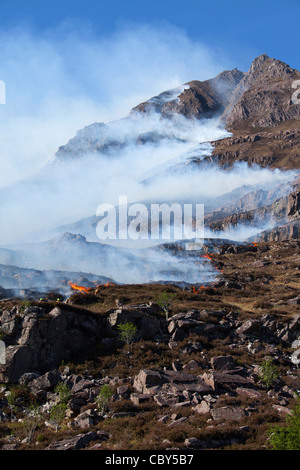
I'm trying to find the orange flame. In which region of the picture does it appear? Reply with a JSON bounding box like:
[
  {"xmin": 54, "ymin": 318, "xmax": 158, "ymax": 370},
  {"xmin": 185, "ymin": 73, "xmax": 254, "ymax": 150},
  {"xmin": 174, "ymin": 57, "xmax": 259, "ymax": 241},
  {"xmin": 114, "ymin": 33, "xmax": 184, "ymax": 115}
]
[
  {"xmin": 202, "ymin": 253, "xmax": 213, "ymax": 260},
  {"xmin": 95, "ymin": 281, "xmax": 116, "ymax": 291},
  {"xmin": 69, "ymin": 282, "xmax": 92, "ymax": 294},
  {"xmin": 192, "ymin": 285, "xmax": 206, "ymax": 293}
]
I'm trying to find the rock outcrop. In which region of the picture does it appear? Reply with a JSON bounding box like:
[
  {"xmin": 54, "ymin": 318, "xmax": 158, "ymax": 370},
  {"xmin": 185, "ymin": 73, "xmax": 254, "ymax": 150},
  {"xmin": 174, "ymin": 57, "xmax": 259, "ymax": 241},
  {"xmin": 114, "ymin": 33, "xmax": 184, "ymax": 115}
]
[
  {"xmin": 0, "ymin": 305, "xmax": 109, "ymax": 382},
  {"xmin": 131, "ymin": 69, "xmax": 245, "ymax": 119},
  {"xmin": 223, "ymin": 54, "xmax": 300, "ymax": 129},
  {"xmin": 209, "ymin": 127, "xmax": 300, "ymax": 170}
]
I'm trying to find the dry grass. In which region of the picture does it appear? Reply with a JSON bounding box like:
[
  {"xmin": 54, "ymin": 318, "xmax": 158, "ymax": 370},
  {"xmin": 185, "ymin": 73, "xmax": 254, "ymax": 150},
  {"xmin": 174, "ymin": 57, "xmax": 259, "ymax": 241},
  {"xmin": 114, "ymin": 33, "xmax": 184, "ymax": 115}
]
[
  {"xmin": 212, "ymin": 120, "xmax": 300, "ymax": 170},
  {"xmin": 0, "ymin": 237, "xmax": 299, "ymax": 450}
]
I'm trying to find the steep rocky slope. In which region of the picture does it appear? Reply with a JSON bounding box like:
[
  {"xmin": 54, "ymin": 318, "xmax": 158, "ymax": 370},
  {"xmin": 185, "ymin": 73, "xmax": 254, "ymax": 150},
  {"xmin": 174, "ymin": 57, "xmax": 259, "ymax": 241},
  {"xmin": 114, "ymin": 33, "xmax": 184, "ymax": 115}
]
[
  {"xmin": 51, "ymin": 54, "xmax": 300, "ymax": 248},
  {"xmin": 131, "ymin": 68, "xmax": 245, "ymax": 119},
  {"xmin": 209, "ymin": 125, "xmax": 300, "ymax": 170},
  {"xmin": 222, "ymin": 54, "xmax": 300, "ymax": 129},
  {"xmin": 54, "ymin": 54, "xmax": 300, "ymax": 167}
]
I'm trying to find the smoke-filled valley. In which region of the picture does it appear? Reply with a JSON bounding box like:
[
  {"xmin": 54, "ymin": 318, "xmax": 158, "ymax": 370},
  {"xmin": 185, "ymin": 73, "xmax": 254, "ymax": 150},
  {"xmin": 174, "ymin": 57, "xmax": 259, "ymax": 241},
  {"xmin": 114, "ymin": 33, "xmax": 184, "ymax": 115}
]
[{"xmin": 0, "ymin": 53, "xmax": 299, "ymax": 295}]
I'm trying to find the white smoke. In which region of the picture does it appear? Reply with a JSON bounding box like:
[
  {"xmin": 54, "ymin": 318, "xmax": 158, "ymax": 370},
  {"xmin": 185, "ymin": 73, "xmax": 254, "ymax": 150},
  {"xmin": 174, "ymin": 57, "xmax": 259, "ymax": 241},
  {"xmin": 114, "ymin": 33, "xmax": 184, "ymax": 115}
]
[
  {"xmin": 0, "ymin": 22, "xmax": 229, "ymax": 189},
  {"xmin": 0, "ymin": 22, "xmax": 298, "ymax": 286},
  {"xmin": 0, "ymin": 110, "xmax": 295, "ymax": 245}
]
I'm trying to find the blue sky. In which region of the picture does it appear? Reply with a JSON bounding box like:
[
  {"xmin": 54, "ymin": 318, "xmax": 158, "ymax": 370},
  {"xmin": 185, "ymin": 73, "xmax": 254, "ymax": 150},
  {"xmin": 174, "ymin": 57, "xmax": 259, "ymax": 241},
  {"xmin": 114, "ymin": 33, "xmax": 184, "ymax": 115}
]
[{"xmin": 1, "ymin": 0, "xmax": 299, "ymax": 71}]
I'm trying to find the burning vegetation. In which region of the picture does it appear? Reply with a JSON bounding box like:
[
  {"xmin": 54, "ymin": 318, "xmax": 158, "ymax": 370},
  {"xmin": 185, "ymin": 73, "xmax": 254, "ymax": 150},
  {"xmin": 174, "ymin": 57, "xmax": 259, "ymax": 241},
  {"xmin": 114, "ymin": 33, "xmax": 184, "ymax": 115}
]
[{"xmin": 69, "ymin": 281, "xmax": 116, "ymax": 293}]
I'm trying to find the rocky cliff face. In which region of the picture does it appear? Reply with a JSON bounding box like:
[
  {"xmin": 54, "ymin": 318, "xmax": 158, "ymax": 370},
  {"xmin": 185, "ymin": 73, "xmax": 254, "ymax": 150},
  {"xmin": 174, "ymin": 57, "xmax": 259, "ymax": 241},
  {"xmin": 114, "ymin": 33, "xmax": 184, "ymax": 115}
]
[
  {"xmin": 202, "ymin": 56, "xmax": 300, "ymax": 243},
  {"xmin": 223, "ymin": 54, "xmax": 300, "ymax": 129},
  {"xmin": 133, "ymin": 53, "xmax": 300, "ymax": 132},
  {"xmin": 255, "ymin": 220, "xmax": 300, "ymax": 242},
  {"xmin": 287, "ymin": 185, "xmax": 300, "ymax": 219},
  {"xmin": 131, "ymin": 68, "xmax": 245, "ymax": 119},
  {"xmin": 0, "ymin": 305, "xmax": 110, "ymax": 382},
  {"xmin": 205, "ymin": 177, "xmax": 300, "ymax": 240}
]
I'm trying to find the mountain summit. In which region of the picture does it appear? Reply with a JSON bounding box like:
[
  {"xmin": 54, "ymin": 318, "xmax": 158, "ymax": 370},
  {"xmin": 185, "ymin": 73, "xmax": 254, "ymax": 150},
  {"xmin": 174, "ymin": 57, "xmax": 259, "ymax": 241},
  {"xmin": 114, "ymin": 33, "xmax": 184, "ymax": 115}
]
[
  {"xmin": 223, "ymin": 54, "xmax": 300, "ymax": 128},
  {"xmin": 54, "ymin": 54, "xmax": 300, "ymax": 162},
  {"xmin": 132, "ymin": 53, "xmax": 300, "ymax": 129}
]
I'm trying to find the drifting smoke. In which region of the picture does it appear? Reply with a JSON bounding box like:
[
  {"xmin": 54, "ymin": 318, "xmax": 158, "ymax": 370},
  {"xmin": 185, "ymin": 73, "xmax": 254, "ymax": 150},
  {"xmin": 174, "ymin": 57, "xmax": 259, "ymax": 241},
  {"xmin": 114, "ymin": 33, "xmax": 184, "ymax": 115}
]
[
  {"xmin": 1, "ymin": 109, "xmax": 294, "ymax": 246},
  {"xmin": 0, "ymin": 104, "xmax": 296, "ymax": 286},
  {"xmin": 0, "ymin": 22, "xmax": 227, "ymax": 189},
  {"xmin": 0, "ymin": 22, "xmax": 298, "ymax": 287}
]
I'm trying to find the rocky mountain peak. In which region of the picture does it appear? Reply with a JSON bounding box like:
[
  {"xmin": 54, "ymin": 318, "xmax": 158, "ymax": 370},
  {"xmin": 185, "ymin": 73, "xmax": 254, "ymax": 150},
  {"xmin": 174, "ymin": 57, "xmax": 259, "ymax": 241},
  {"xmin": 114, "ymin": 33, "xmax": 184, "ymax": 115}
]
[
  {"xmin": 248, "ymin": 53, "xmax": 271, "ymax": 73},
  {"xmin": 244, "ymin": 53, "xmax": 297, "ymax": 85},
  {"xmin": 223, "ymin": 54, "xmax": 300, "ymax": 129},
  {"xmin": 209, "ymin": 67, "xmax": 245, "ymax": 87},
  {"xmin": 53, "ymin": 54, "xmax": 300, "ymax": 164}
]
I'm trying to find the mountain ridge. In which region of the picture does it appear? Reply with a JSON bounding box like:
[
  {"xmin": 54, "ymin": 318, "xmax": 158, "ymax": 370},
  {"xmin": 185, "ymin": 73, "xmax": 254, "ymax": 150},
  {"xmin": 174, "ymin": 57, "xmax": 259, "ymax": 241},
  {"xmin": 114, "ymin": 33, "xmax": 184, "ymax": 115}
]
[{"xmin": 54, "ymin": 54, "xmax": 300, "ymax": 164}]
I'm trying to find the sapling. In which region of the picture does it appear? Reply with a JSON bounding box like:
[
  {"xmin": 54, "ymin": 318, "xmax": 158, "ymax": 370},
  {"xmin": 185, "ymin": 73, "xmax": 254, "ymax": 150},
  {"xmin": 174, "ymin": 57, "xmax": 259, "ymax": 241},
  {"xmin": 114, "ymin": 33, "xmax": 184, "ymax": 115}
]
[
  {"xmin": 156, "ymin": 290, "xmax": 175, "ymax": 320},
  {"xmin": 48, "ymin": 381, "xmax": 71, "ymax": 432},
  {"xmin": 259, "ymin": 357, "xmax": 279, "ymax": 390},
  {"xmin": 49, "ymin": 402, "xmax": 67, "ymax": 432},
  {"xmin": 96, "ymin": 384, "xmax": 114, "ymax": 416},
  {"xmin": 6, "ymin": 390, "xmax": 16, "ymax": 421},
  {"xmin": 22, "ymin": 404, "xmax": 42, "ymax": 443},
  {"xmin": 54, "ymin": 382, "xmax": 71, "ymax": 406},
  {"xmin": 268, "ymin": 395, "xmax": 300, "ymax": 450},
  {"xmin": 117, "ymin": 321, "xmax": 138, "ymax": 352}
]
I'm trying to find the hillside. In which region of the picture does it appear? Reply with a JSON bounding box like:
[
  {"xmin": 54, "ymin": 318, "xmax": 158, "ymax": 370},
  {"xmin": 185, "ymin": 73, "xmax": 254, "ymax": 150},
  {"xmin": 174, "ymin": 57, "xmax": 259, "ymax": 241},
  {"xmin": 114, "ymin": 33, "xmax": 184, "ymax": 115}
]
[{"xmin": 0, "ymin": 53, "xmax": 299, "ymax": 451}]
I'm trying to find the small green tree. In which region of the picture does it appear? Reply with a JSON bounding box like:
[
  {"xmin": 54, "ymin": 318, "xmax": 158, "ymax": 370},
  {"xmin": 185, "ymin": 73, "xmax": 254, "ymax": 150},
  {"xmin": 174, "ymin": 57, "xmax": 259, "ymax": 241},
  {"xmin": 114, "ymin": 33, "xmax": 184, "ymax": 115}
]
[
  {"xmin": 156, "ymin": 290, "xmax": 175, "ymax": 320},
  {"xmin": 22, "ymin": 404, "xmax": 42, "ymax": 443},
  {"xmin": 6, "ymin": 390, "xmax": 16, "ymax": 421},
  {"xmin": 96, "ymin": 384, "xmax": 114, "ymax": 416},
  {"xmin": 117, "ymin": 322, "xmax": 137, "ymax": 351},
  {"xmin": 259, "ymin": 357, "xmax": 279, "ymax": 390},
  {"xmin": 49, "ymin": 402, "xmax": 67, "ymax": 432},
  {"xmin": 268, "ymin": 396, "xmax": 300, "ymax": 450},
  {"xmin": 54, "ymin": 382, "xmax": 71, "ymax": 406},
  {"xmin": 48, "ymin": 381, "xmax": 70, "ymax": 432}
]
